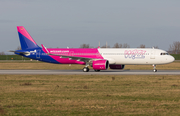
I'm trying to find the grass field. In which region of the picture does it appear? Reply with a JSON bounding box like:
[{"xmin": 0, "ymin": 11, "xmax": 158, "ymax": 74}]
[
  {"xmin": 1, "ymin": 75, "xmax": 180, "ymax": 115},
  {"xmin": 0, "ymin": 55, "xmax": 30, "ymax": 60},
  {"xmin": 0, "ymin": 61, "xmax": 179, "ymax": 70},
  {"xmin": 0, "ymin": 61, "xmax": 180, "ymax": 115}
]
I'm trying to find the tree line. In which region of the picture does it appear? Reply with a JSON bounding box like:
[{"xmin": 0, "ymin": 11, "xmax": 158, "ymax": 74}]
[
  {"xmin": 169, "ymin": 41, "xmax": 180, "ymax": 54},
  {"xmin": 80, "ymin": 43, "xmax": 159, "ymax": 48},
  {"xmin": 80, "ymin": 43, "xmax": 157, "ymax": 48}
]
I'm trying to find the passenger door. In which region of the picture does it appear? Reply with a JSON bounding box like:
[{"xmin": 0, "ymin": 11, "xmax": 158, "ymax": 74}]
[
  {"xmin": 36, "ymin": 50, "xmax": 41, "ymax": 59},
  {"xmin": 150, "ymin": 50, "xmax": 155, "ymax": 59}
]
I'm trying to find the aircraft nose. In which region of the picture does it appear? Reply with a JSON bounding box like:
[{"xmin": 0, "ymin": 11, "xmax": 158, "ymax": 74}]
[{"xmin": 169, "ymin": 55, "xmax": 175, "ymax": 63}]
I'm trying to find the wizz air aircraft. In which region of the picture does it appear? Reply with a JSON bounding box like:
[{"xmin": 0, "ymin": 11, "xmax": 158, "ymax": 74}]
[{"xmin": 10, "ymin": 26, "xmax": 175, "ymax": 72}]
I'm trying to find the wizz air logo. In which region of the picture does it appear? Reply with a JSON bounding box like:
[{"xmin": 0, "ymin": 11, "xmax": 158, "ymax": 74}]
[
  {"xmin": 30, "ymin": 50, "xmax": 37, "ymax": 54},
  {"xmin": 124, "ymin": 50, "xmax": 146, "ymax": 59},
  {"xmin": 25, "ymin": 50, "xmax": 37, "ymax": 56}
]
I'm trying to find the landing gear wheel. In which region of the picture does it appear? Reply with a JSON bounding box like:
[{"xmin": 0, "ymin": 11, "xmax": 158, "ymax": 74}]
[
  {"xmin": 94, "ymin": 70, "xmax": 100, "ymax": 72},
  {"xmin": 153, "ymin": 64, "xmax": 157, "ymax": 72},
  {"xmin": 83, "ymin": 67, "xmax": 89, "ymax": 72},
  {"xmin": 153, "ymin": 69, "xmax": 157, "ymax": 72}
]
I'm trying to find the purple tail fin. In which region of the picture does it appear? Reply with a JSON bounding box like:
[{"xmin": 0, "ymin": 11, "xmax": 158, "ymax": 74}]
[{"xmin": 17, "ymin": 26, "xmax": 40, "ymax": 50}]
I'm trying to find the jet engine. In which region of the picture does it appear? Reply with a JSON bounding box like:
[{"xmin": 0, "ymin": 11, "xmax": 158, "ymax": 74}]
[
  {"xmin": 92, "ymin": 60, "xmax": 109, "ymax": 70},
  {"xmin": 109, "ymin": 64, "xmax": 125, "ymax": 70}
]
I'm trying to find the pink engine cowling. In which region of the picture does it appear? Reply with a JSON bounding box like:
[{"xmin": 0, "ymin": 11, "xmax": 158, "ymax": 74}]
[
  {"xmin": 109, "ymin": 64, "xmax": 125, "ymax": 69},
  {"xmin": 92, "ymin": 60, "xmax": 109, "ymax": 70}
]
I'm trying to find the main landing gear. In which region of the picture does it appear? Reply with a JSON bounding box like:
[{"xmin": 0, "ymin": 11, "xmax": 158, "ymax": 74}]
[
  {"xmin": 82, "ymin": 62, "xmax": 101, "ymax": 72},
  {"xmin": 83, "ymin": 67, "xmax": 89, "ymax": 72},
  {"xmin": 153, "ymin": 64, "xmax": 157, "ymax": 72},
  {"xmin": 83, "ymin": 62, "xmax": 90, "ymax": 72},
  {"xmin": 83, "ymin": 67, "xmax": 101, "ymax": 72}
]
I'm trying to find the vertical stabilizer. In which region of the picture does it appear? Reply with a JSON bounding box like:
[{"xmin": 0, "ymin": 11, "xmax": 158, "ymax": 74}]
[{"xmin": 17, "ymin": 26, "xmax": 40, "ymax": 50}]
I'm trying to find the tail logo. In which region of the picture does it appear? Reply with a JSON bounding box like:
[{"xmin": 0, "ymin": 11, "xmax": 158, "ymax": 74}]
[
  {"xmin": 30, "ymin": 50, "xmax": 37, "ymax": 54},
  {"xmin": 24, "ymin": 50, "xmax": 37, "ymax": 56}
]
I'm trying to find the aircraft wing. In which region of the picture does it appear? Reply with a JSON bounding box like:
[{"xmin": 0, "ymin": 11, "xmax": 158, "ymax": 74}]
[
  {"xmin": 41, "ymin": 44, "xmax": 100, "ymax": 62},
  {"xmin": 47, "ymin": 53, "xmax": 95, "ymax": 62}
]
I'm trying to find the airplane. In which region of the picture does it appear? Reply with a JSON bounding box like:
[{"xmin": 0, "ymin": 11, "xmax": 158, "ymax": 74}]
[{"xmin": 9, "ymin": 26, "xmax": 175, "ymax": 72}]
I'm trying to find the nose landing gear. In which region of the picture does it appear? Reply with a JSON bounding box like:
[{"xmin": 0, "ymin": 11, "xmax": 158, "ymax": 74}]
[{"xmin": 153, "ymin": 64, "xmax": 157, "ymax": 72}]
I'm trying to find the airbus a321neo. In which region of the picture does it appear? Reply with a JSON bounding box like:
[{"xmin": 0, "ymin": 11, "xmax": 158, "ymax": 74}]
[{"xmin": 10, "ymin": 26, "xmax": 175, "ymax": 72}]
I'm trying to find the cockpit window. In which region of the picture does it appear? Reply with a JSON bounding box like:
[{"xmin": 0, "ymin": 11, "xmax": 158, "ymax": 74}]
[{"xmin": 160, "ymin": 53, "xmax": 169, "ymax": 55}]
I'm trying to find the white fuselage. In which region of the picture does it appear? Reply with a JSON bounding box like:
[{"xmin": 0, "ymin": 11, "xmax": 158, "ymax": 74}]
[{"xmin": 98, "ymin": 48, "xmax": 174, "ymax": 65}]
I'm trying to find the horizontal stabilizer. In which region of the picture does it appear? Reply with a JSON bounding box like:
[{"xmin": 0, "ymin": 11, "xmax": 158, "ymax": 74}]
[{"xmin": 8, "ymin": 50, "xmax": 30, "ymax": 55}]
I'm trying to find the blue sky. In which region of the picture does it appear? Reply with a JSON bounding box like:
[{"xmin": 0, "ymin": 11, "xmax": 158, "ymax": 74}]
[{"xmin": 1, "ymin": 0, "xmax": 180, "ymax": 54}]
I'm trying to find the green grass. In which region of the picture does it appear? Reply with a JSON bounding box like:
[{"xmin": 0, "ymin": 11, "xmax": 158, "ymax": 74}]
[
  {"xmin": 0, "ymin": 55, "xmax": 30, "ymax": 60},
  {"xmin": 171, "ymin": 54, "xmax": 180, "ymax": 60},
  {"xmin": 1, "ymin": 75, "xmax": 180, "ymax": 115}
]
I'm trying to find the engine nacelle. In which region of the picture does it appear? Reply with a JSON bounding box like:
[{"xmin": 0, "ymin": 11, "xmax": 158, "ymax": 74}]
[
  {"xmin": 92, "ymin": 60, "xmax": 109, "ymax": 70},
  {"xmin": 109, "ymin": 64, "xmax": 125, "ymax": 70}
]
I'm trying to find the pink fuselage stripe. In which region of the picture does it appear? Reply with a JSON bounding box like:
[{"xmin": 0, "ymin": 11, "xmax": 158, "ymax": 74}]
[
  {"xmin": 42, "ymin": 48, "xmax": 104, "ymax": 64},
  {"xmin": 17, "ymin": 26, "xmax": 37, "ymax": 45}
]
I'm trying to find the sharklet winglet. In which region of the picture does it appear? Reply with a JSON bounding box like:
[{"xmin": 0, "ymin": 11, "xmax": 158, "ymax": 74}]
[{"xmin": 41, "ymin": 44, "xmax": 49, "ymax": 53}]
